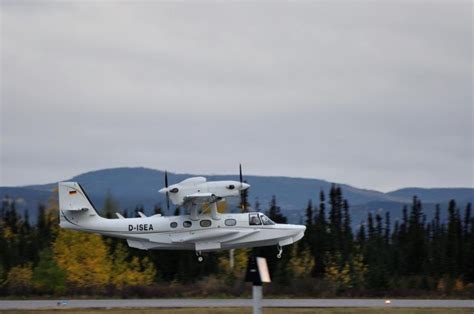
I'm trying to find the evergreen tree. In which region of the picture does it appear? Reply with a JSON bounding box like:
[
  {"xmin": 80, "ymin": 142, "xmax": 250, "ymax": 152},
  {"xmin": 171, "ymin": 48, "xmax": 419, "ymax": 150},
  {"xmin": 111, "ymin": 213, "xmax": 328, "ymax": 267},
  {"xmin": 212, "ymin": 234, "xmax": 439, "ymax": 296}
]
[
  {"xmin": 356, "ymin": 224, "xmax": 366, "ymax": 247},
  {"xmin": 464, "ymin": 203, "xmax": 471, "ymax": 238},
  {"xmin": 405, "ymin": 196, "xmax": 425, "ymax": 275},
  {"xmin": 341, "ymin": 199, "xmax": 353, "ymax": 261},
  {"xmin": 446, "ymin": 200, "xmax": 462, "ymax": 276},
  {"xmin": 0, "ymin": 197, "xmax": 20, "ymax": 271},
  {"xmin": 465, "ymin": 209, "xmax": 474, "ymax": 281},
  {"xmin": 32, "ymin": 248, "xmax": 66, "ymax": 294},
  {"xmin": 328, "ymin": 185, "xmax": 343, "ymax": 253},
  {"xmin": 364, "ymin": 212, "xmax": 389, "ymax": 290},
  {"xmin": 103, "ymin": 191, "xmax": 120, "ymax": 218},
  {"xmin": 305, "ymin": 199, "xmax": 313, "ymax": 227},
  {"xmin": 267, "ymin": 196, "xmax": 287, "ymax": 223},
  {"xmin": 384, "ymin": 212, "xmax": 390, "ymax": 245},
  {"xmin": 312, "ymin": 189, "xmax": 328, "ymax": 276},
  {"xmin": 302, "ymin": 199, "xmax": 314, "ymax": 253}
]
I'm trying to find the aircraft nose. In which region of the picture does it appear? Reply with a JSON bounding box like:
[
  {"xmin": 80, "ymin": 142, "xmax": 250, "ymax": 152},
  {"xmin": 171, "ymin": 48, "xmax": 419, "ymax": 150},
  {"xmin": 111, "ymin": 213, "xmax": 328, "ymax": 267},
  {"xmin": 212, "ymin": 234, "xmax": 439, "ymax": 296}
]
[
  {"xmin": 294, "ymin": 224, "xmax": 306, "ymax": 232},
  {"xmin": 293, "ymin": 224, "xmax": 306, "ymax": 241},
  {"xmin": 291, "ymin": 224, "xmax": 306, "ymax": 234}
]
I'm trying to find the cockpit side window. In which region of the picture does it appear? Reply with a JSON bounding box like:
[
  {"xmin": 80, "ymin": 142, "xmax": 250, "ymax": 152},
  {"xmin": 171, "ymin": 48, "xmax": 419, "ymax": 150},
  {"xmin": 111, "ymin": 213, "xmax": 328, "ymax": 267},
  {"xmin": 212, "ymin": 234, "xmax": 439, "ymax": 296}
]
[
  {"xmin": 249, "ymin": 213, "xmax": 262, "ymax": 225},
  {"xmin": 260, "ymin": 214, "xmax": 275, "ymax": 225}
]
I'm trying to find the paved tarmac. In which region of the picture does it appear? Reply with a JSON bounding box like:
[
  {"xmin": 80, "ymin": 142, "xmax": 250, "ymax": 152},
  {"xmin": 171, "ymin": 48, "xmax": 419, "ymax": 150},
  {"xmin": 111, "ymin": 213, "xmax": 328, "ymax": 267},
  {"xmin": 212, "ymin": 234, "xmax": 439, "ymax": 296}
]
[{"xmin": 1, "ymin": 299, "xmax": 473, "ymax": 310}]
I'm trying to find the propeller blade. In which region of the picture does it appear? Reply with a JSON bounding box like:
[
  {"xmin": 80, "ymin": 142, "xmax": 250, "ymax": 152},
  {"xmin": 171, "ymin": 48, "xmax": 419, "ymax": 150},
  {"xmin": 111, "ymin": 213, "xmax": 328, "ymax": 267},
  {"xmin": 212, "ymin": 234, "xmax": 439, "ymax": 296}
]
[
  {"xmin": 239, "ymin": 163, "xmax": 243, "ymax": 184},
  {"xmin": 165, "ymin": 170, "xmax": 170, "ymax": 211},
  {"xmin": 239, "ymin": 164, "xmax": 246, "ymax": 211}
]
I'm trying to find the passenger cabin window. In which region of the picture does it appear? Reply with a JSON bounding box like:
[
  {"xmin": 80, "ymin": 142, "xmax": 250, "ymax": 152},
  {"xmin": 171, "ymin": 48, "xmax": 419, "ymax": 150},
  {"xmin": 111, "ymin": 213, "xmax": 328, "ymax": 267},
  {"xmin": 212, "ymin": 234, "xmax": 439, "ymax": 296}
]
[
  {"xmin": 260, "ymin": 215, "xmax": 275, "ymax": 225},
  {"xmin": 249, "ymin": 213, "xmax": 262, "ymax": 225},
  {"xmin": 183, "ymin": 221, "xmax": 192, "ymax": 228},
  {"xmin": 225, "ymin": 218, "xmax": 237, "ymax": 226},
  {"xmin": 200, "ymin": 220, "xmax": 211, "ymax": 227},
  {"xmin": 170, "ymin": 222, "xmax": 178, "ymax": 228}
]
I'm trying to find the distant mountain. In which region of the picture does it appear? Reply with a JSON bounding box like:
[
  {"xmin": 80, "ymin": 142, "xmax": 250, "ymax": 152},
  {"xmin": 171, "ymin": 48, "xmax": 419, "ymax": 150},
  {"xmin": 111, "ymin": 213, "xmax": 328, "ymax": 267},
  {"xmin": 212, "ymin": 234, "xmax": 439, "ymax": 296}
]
[
  {"xmin": 387, "ymin": 188, "xmax": 474, "ymax": 204},
  {"xmin": 1, "ymin": 167, "xmax": 472, "ymax": 225}
]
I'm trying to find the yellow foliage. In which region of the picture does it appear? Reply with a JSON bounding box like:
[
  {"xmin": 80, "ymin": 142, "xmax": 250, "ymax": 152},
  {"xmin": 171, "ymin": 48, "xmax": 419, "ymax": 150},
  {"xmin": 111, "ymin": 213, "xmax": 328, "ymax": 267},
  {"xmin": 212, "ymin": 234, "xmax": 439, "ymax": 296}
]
[
  {"xmin": 218, "ymin": 248, "xmax": 249, "ymax": 277},
  {"xmin": 454, "ymin": 278, "xmax": 464, "ymax": 291},
  {"xmin": 216, "ymin": 201, "xmax": 228, "ymax": 213},
  {"xmin": 53, "ymin": 229, "xmax": 111, "ymax": 288},
  {"xmin": 110, "ymin": 243, "xmax": 156, "ymax": 288},
  {"xmin": 288, "ymin": 244, "xmax": 315, "ymax": 278},
  {"xmin": 350, "ymin": 254, "xmax": 367, "ymax": 287},
  {"xmin": 437, "ymin": 278, "xmax": 446, "ymax": 292},
  {"xmin": 5, "ymin": 265, "xmax": 33, "ymax": 291},
  {"xmin": 201, "ymin": 201, "xmax": 228, "ymax": 214},
  {"xmin": 2, "ymin": 226, "xmax": 14, "ymax": 239},
  {"xmin": 326, "ymin": 262, "xmax": 351, "ymax": 289},
  {"xmin": 325, "ymin": 253, "xmax": 367, "ymax": 289}
]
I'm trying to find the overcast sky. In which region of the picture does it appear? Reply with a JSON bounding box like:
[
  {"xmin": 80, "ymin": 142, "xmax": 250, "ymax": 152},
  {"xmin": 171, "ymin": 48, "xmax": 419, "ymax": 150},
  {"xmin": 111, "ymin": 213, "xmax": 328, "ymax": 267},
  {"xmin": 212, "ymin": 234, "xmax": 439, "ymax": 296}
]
[{"xmin": 0, "ymin": 1, "xmax": 472, "ymax": 191}]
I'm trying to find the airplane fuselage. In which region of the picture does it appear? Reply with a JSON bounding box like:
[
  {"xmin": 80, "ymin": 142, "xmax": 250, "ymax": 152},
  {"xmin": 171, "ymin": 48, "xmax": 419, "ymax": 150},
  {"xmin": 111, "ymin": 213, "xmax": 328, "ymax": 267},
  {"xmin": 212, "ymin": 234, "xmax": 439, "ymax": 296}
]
[{"xmin": 60, "ymin": 210, "xmax": 305, "ymax": 252}]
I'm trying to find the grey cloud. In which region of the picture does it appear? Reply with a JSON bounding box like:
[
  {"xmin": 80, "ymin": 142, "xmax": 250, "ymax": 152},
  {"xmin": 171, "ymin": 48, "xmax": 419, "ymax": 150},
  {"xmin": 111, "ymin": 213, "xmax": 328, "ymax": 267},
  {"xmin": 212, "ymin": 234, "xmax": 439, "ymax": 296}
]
[{"xmin": 1, "ymin": 1, "xmax": 472, "ymax": 191}]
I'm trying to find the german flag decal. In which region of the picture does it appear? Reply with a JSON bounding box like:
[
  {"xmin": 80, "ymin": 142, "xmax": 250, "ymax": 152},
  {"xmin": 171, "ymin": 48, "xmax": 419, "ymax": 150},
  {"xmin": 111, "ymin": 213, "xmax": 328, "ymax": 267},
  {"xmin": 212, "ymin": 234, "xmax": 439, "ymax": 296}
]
[{"xmin": 69, "ymin": 190, "xmax": 77, "ymax": 195}]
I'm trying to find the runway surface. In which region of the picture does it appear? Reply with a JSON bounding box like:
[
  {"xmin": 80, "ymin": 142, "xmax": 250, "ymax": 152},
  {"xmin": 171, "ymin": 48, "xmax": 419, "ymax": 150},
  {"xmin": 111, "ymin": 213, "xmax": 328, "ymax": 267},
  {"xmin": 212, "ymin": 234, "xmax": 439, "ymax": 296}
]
[{"xmin": 1, "ymin": 299, "xmax": 473, "ymax": 310}]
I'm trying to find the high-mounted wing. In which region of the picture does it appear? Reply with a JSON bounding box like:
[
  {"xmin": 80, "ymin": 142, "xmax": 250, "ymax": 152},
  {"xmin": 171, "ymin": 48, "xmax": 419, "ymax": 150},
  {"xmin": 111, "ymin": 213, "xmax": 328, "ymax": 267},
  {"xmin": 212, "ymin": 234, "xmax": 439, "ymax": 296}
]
[{"xmin": 183, "ymin": 193, "xmax": 221, "ymax": 207}]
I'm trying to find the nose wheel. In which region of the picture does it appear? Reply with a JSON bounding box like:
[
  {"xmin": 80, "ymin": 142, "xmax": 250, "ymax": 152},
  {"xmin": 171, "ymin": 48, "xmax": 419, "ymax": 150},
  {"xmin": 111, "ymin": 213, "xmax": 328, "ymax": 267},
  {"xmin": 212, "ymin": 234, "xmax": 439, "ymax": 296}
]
[
  {"xmin": 196, "ymin": 251, "xmax": 203, "ymax": 262},
  {"xmin": 276, "ymin": 245, "xmax": 283, "ymax": 259}
]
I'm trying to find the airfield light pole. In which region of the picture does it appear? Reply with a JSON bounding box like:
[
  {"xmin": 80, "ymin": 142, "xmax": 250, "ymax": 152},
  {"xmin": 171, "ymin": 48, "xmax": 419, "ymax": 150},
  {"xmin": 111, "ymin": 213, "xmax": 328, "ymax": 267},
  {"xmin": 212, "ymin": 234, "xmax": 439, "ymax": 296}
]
[
  {"xmin": 245, "ymin": 255, "xmax": 270, "ymax": 314},
  {"xmin": 253, "ymin": 284, "xmax": 262, "ymax": 314}
]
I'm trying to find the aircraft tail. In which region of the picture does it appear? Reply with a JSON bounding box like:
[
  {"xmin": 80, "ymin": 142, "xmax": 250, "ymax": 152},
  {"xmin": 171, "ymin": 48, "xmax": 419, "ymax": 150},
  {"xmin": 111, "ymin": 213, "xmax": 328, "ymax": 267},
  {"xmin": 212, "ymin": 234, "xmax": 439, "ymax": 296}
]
[{"xmin": 58, "ymin": 182, "xmax": 101, "ymax": 228}]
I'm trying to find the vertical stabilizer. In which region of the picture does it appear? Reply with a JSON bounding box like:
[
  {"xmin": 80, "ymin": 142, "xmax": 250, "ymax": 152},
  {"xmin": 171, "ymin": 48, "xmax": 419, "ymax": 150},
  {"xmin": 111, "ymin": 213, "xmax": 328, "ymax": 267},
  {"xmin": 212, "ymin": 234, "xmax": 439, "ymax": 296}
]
[{"xmin": 58, "ymin": 182, "xmax": 100, "ymax": 228}]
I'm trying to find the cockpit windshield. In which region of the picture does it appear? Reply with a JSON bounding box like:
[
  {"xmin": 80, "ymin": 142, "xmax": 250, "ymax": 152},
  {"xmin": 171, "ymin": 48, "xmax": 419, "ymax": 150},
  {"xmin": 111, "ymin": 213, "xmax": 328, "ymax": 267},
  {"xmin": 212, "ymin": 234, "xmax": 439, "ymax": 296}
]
[
  {"xmin": 260, "ymin": 214, "xmax": 275, "ymax": 225},
  {"xmin": 249, "ymin": 213, "xmax": 261, "ymax": 225}
]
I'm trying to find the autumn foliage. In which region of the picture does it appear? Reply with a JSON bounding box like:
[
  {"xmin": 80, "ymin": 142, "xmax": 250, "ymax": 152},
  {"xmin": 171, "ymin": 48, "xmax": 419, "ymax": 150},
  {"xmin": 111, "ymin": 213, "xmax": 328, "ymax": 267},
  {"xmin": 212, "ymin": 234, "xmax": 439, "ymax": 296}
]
[{"xmin": 0, "ymin": 185, "xmax": 473, "ymax": 297}]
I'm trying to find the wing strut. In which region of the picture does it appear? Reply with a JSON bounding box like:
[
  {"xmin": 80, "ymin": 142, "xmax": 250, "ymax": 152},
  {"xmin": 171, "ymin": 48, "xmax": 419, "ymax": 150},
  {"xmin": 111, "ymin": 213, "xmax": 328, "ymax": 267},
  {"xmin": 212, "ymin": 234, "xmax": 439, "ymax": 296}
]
[
  {"xmin": 190, "ymin": 207, "xmax": 199, "ymax": 221},
  {"xmin": 210, "ymin": 202, "xmax": 221, "ymax": 220}
]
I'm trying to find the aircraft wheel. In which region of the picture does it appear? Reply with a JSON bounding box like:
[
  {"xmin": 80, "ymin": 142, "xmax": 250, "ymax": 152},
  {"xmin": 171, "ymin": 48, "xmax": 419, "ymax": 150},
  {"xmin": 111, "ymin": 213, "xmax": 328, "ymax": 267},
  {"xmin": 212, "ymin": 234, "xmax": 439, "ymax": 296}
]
[{"xmin": 197, "ymin": 256, "xmax": 204, "ymax": 262}]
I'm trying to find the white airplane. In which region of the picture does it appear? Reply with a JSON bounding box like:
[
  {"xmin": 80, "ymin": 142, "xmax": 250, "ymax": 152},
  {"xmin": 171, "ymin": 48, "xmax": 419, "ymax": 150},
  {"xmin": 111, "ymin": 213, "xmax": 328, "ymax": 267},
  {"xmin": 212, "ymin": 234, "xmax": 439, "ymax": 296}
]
[{"xmin": 58, "ymin": 168, "xmax": 306, "ymax": 262}]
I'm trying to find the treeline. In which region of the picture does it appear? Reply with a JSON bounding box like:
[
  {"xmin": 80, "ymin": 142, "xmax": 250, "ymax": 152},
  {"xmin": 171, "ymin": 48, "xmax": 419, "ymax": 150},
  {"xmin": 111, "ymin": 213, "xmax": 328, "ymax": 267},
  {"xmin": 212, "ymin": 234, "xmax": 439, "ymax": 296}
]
[
  {"xmin": 0, "ymin": 185, "xmax": 472, "ymax": 297},
  {"xmin": 301, "ymin": 187, "xmax": 474, "ymax": 296}
]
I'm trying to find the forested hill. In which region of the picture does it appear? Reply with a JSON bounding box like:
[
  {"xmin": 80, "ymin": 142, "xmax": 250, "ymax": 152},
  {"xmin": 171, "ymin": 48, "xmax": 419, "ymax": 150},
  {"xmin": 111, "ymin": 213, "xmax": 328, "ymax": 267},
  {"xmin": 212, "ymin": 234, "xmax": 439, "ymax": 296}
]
[{"xmin": 1, "ymin": 167, "xmax": 473, "ymax": 224}]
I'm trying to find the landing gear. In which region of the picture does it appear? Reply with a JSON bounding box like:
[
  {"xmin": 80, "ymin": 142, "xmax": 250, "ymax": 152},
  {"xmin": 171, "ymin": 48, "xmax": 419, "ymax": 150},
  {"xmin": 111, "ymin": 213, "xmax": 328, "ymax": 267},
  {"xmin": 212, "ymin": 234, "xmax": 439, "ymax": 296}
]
[
  {"xmin": 276, "ymin": 245, "xmax": 283, "ymax": 259},
  {"xmin": 196, "ymin": 251, "xmax": 203, "ymax": 262}
]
